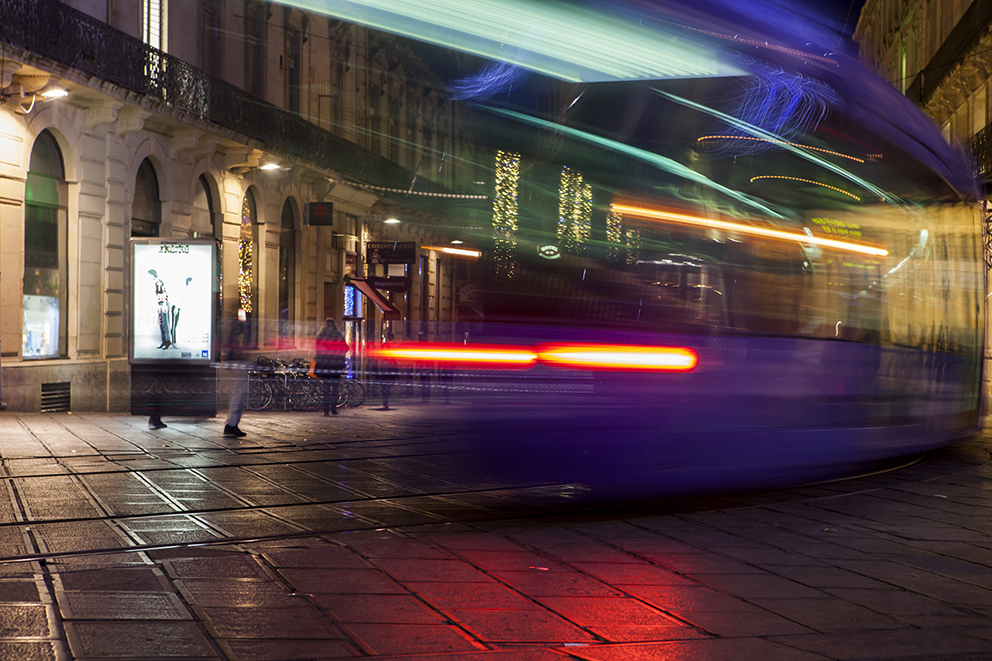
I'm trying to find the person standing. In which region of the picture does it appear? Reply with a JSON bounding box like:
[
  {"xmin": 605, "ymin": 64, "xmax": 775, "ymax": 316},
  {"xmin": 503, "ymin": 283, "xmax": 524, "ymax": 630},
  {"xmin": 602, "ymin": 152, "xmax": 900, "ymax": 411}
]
[
  {"xmin": 223, "ymin": 308, "xmax": 250, "ymax": 437},
  {"xmin": 314, "ymin": 318, "xmax": 349, "ymax": 416},
  {"xmin": 377, "ymin": 330, "xmax": 396, "ymax": 410}
]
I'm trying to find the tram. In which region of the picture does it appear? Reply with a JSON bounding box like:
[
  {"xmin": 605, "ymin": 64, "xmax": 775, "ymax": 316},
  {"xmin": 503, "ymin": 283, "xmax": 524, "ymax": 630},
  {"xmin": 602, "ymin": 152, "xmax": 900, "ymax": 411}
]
[{"xmin": 357, "ymin": 0, "xmax": 985, "ymax": 495}]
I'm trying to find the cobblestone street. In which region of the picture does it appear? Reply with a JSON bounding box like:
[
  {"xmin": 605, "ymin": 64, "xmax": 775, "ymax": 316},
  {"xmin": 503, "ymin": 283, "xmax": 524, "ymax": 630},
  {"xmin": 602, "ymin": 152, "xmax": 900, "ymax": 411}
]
[{"xmin": 0, "ymin": 408, "xmax": 989, "ymax": 660}]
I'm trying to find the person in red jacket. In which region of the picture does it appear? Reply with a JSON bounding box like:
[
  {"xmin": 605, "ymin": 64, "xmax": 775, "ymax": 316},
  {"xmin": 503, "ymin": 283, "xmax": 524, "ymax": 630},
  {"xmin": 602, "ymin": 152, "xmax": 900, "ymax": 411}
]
[{"xmin": 314, "ymin": 318, "xmax": 349, "ymax": 416}]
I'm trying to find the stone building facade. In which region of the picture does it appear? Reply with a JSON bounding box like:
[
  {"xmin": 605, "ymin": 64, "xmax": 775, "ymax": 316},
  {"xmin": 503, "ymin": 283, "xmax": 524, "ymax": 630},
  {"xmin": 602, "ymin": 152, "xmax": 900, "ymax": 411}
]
[
  {"xmin": 855, "ymin": 0, "xmax": 992, "ymax": 172},
  {"xmin": 0, "ymin": 0, "xmax": 472, "ymax": 411}
]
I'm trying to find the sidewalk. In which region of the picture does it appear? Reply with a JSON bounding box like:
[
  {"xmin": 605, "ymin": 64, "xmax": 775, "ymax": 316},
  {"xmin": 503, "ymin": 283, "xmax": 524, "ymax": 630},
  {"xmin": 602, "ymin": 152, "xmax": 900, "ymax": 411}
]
[{"xmin": 0, "ymin": 409, "xmax": 990, "ymax": 659}]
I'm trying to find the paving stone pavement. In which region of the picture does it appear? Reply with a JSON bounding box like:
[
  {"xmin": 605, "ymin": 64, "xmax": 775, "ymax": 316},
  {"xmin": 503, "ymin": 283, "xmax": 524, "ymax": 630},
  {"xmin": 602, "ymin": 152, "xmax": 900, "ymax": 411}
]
[{"xmin": 0, "ymin": 408, "xmax": 989, "ymax": 660}]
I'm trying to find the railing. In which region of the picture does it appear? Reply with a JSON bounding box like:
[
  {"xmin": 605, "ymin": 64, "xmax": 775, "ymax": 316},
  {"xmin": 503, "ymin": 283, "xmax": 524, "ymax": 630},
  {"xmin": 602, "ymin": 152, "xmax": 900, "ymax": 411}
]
[
  {"xmin": 969, "ymin": 124, "xmax": 992, "ymax": 180},
  {"xmin": 0, "ymin": 0, "xmax": 417, "ymax": 190}
]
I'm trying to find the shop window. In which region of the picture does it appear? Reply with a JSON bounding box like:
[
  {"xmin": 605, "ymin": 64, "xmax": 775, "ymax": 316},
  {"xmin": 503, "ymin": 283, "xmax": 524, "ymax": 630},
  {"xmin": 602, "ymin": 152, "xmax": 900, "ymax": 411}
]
[{"xmin": 23, "ymin": 131, "xmax": 67, "ymax": 359}]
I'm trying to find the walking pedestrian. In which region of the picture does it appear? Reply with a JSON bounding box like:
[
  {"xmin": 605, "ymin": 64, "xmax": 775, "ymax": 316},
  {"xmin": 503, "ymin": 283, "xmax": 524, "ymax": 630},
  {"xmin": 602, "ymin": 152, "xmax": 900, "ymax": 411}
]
[
  {"xmin": 223, "ymin": 308, "xmax": 250, "ymax": 437},
  {"xmin": 314, "ymin": 318, "xmax": 349, "ymax": 416},
  {"xmin": 377, "ymin": 331, "xmax": 396, "ymax": 410}
]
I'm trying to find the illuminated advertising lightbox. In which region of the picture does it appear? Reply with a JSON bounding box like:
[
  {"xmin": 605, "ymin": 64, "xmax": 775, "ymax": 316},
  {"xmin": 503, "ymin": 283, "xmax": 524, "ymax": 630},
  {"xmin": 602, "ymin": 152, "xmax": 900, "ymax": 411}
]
[{"xmin": 130, "ymin": 239, "xmax": 218, "ymax": 363}]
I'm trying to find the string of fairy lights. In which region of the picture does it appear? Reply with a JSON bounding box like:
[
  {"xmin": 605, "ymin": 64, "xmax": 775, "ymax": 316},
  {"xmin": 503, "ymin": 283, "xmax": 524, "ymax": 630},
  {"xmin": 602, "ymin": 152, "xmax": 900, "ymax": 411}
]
[
  {"xmin": 239, "ymin": 196, "xmax": 253, "ymax": 313},
  {"xmin": 557, "ymin": 167, "xmax": 592, "ymax": 253},
  {"xmin": 750, "ymin": 175, "xmax": 861, "ymax": 201},
  {"xmin": 626, "ymin": 226, "xmax": 641, "ymax": 265},
  {"xmin": 492, "ymin": 150, "xmax": 521, "ymax": 280}
]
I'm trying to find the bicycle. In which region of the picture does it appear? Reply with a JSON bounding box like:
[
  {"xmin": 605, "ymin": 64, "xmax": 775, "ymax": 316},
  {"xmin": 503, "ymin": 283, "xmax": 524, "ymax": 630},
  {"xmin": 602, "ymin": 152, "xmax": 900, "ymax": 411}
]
[
  {"xmin": 247, "ymin": 357, "xmax": 322, "ymax": 411},
  {"xmin": 337, "ymin": 377, "xmax": 366, "ymax": 408}
]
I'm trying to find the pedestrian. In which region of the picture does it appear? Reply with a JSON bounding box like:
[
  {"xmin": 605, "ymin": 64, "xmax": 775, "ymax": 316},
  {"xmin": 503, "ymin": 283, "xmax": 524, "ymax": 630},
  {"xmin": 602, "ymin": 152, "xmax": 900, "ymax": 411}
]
[
  {"xmin": 223, "ymin": 308, "xmax": 250, "ymax": 437},
  {"xmin": 314, "ymin": 317, "xmax": 349, "ymax": 416},
  {"xmin": 377, "ymin": 330, "xmax": 396, "ymax": 410}
]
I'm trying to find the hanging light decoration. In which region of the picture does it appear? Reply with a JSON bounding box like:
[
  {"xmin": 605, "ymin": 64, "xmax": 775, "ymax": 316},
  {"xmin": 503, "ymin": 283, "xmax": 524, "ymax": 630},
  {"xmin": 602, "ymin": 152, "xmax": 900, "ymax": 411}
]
[
  {"xmin": 557, "ymin": 167, "xmax": 592, "ymax": 254},
  {"xmin": 606, "ymin": 208, "xmax": 623, "ymax": 262},
  {"xmin": 492, "ymin": 150, "xmax": 521, "ymax": 280},
  {"xmin": 239, "ymin": 195, "xmax": 253, "ymax": 313}
]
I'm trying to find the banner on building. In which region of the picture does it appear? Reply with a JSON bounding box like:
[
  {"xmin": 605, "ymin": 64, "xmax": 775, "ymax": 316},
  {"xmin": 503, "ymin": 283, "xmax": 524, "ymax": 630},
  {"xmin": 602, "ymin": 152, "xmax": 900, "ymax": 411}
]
[
  {"xmin": 366, "ymin": 241, "xmax": 416, "ymax": 264},
  {"xmin": 130, "ymin": 239, "xmax": 219, "ymax": 364}
]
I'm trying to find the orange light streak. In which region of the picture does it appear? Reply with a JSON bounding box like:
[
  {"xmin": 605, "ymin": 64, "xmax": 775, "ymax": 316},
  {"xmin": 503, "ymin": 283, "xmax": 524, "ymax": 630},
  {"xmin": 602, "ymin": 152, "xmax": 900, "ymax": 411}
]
[
  {"xmin": 539, "ymin": 344, "xmax": 698, "ymax": 371},
  {"xmin": 611, "ymin": 204, "xmax": 888, "ymax": 257},
  {"xmin": 421, "ymin": 246, "xmax": 482, "ymax": 258},
  {"xmin": 697, "ymin": 136, "xmax": 864, "ymax": 163},
  {"xmin": 749, "ymin": 175, "xmax": 861, "ymax": 201}
]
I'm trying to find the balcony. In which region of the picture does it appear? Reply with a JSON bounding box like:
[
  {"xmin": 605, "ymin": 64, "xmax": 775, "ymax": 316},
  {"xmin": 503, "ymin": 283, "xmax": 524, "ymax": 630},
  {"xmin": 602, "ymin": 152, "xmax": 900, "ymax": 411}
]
[{"xmin": 0, "ymin": 0, "xmax": 416, "ymax": 190}]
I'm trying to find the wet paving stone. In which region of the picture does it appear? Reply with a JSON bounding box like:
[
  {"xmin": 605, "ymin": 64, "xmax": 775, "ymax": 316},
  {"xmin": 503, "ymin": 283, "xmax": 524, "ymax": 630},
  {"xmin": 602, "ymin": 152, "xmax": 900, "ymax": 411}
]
[
  {"xmin": 0, "ymin": 641, "xmax": 64, "ymax": 661},
  {"xmin": 0, "ymin": 580, "xmax": 42, "ymax": 602},
  {"xmin": 57, "ymin": 591, "xmax": 189, "ymax": 619},
  {"xmin": 0, "ymin": 604, "xmax": 51, "ymax": 636},
  {"xmin": 197, "ymin": 606, "xmax": 342, "ymax": 639},
  {"xmin": 54, "ymin": 567, "xmax": 171, "ymax": 592},
  {"xmin": 64, "ymin": 620, "xmax": 216, "ymax": 658}
]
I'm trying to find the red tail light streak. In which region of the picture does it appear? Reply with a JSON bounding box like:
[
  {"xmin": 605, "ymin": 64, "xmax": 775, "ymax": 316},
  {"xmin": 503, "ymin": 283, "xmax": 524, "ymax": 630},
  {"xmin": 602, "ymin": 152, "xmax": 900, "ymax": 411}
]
[
  {"xmin": 539, "ymin": 344, "xmax": 698, "ymax": 371},
  {"xmin": 372, "ymin": 344, "xmax": 538, "ymax": 368},
  {"xmin": 370, "ymin": 343, "xmax": 699, "ymax": 372}
]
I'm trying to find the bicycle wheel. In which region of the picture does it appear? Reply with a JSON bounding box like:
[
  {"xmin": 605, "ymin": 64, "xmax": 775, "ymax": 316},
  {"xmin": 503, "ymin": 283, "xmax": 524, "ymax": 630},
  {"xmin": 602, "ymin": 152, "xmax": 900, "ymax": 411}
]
[
  {"xmin": 334, "ymin": 379, "xmax": 349, "ymax": 409},
  {"xmin": 343, "ymin": 380, "xmax": 366, "ymax": 407},
  {"xmin": 291, "ymin": 378, "xmax": 322, "ymax": 411},
  {"xmin": 247, "ymin": 377, "xmax": 274, "ymax": 411}
]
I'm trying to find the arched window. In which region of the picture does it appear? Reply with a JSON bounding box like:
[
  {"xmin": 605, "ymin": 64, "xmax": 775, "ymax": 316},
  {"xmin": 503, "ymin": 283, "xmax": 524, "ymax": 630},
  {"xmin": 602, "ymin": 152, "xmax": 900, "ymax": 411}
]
[
  {"xmin": 132, "ymin": 159, "xmax": 161, "ymax": 237},
  {"xmin": 23, "ymin": 130, "xmax": 67, "ymax": 358},
  {"xmin": 239, "ymin": 190, "xmax": 257, "ymax": 329},
  {"xmin": 278, "ymin": 200, "xmax": 296, "ymax": 343},
  {"xmin": 191, "ymin": 175, "xmax": 214, "ymax": 237}
]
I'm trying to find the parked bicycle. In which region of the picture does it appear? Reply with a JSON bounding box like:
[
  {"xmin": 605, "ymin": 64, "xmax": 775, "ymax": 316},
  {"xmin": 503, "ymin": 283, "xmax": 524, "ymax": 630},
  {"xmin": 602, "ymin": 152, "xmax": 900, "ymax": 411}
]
[
  {"xmin": 246, "ymin": 357, "xmax": 322, "ymax": 411},
  {"xmin": 336, "ymin": 377, "xmax": 366, "ymax": 408}
]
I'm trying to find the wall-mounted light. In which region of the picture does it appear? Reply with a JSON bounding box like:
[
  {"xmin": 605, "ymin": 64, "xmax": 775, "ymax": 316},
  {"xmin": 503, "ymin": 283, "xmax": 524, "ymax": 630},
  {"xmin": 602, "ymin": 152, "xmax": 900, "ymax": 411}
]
[
  {"xmin": 384, "ymin": 218, "xmax": 401, "ymax": 224},
  {"xmin": 39, "ymin": 87, "xmax": 68, "ymax": 100},
  {"xmin": 1, "ymin": 83, "xmax": 68, "ymax": 114},
  {"xmin": 451, "ymin": 240, "xmax": 464, "ymax": 244},
  {"xmin": 259, "ymin": 162, "xmax": 282, "ymax": 170}
]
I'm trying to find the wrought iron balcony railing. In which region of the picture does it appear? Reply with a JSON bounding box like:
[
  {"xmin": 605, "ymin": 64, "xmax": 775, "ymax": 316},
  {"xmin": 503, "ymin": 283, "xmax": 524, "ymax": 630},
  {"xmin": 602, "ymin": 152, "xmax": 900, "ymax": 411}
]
[
  {"xmin": 969, "ymin": 124, "xmax": 992, "ymax": 181},
  {"xmin": 0, "ymin": 0, "xmax": 416, "ymax": 190}
]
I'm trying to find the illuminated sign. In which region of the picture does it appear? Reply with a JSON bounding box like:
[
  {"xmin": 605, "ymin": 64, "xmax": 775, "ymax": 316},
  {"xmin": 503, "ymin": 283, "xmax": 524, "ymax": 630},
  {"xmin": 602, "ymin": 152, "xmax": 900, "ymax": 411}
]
[
  {"xmin": 538, "ymin": 245, "xmax": 561, "ymax": 259},
  {"xmin": 130, "ymin": 240, "xmax": 218, "ymax": 363},
  {"xmin": 367, "ymin": 241, "xmax": 416, "ymax": 264}
]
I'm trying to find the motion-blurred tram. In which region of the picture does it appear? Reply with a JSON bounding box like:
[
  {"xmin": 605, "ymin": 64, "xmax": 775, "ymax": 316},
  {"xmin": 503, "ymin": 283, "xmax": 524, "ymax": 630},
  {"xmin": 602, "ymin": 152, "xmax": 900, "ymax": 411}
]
[{"xmin": 355, "ymin": 0, "xmax": 986, "ymax": 495}]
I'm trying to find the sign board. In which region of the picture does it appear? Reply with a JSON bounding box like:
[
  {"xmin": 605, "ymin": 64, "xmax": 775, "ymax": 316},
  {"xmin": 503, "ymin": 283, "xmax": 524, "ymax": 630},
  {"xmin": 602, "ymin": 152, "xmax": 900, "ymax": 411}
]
[
  {"xmin": 130, "ymin": 239, "xmax": 219, "ymax": 364},
  {"xmin": 366, "ymin": 241, "xmax": 416, "ymax": 265},
  {"xmin": 457, "ymin": 282, "xmax": 477, "ymax": 304},
  {"xmin": 305, "ymin": 202, "xmax": 334, "ymax": 226},
  {"xmin": 370, "ymin": 276, "xmax": 411, "ymax": 293}
]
